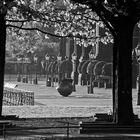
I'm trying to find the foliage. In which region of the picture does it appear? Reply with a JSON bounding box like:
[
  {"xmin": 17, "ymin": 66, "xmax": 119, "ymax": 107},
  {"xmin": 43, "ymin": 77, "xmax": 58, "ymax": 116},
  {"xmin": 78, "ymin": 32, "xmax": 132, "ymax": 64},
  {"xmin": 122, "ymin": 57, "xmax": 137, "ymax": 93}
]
[
  {"xmin": 71, "ymin": 0, "xmax": 140, "ymax": 35},
  {"xmin": 6, "ymin": 28, "xmax": 59, "ymax": 58},
  {"xmin": 53, "ymin": 1, "xmax": 113, "ymax": 46},
  {"xmin": 3, "ymin": 0, "xmax": 140, "ymax": 70},
  {"xmin": 1, "ymin": 0, "xmax": 140, "ymax": 56},
  {"xmin": 2, "ymin": 0, "xmax": 114, "ymax": 56}
]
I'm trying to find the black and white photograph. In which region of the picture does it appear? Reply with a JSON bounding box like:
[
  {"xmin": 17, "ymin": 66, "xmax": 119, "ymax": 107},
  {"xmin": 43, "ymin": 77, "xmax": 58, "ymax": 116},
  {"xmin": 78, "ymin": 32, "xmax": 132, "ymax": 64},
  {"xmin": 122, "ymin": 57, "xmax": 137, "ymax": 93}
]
[{"xmin": 0, "ymin": 0, "xmax": 140, "ymax": 139}]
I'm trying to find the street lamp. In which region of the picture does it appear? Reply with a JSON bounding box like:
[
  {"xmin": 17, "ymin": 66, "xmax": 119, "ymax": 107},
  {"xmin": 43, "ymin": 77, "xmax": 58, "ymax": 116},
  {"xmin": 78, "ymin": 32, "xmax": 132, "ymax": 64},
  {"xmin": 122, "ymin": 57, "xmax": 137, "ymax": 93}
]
[
  {"xmin": 72, "ymin": 52, "xmax": 77, "ymax": 92},
  {"xmin": 45, "ymin": 53, "xmax": 50, "ymax": 86},
  {"xmin": 34, "ymin": 54, "xmax": 38, "ymax": 85},
  {"xmin": 57, "ymin": 54, "xmax": 62, "ymax": 84},
  {"xmin": 24, "ymin": 56, "xmax": 30, "ymax": 83},
  {"xmin": 135, "ymin": 43, "xmax": 140, "ymax": 105},
  {"xmin": 17, "ymin": 57, "xmax": 22, "ymax": 82},
  {"xmin": 88, "ymin": 49, "xmax": 95, "ymax": 94}
]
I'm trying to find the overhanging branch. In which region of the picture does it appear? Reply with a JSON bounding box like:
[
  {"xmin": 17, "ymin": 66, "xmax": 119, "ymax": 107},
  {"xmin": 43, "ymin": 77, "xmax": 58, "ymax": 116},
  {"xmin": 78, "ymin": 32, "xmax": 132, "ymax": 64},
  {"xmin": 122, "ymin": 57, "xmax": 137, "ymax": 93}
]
[
  {"xmin": 6, "ymin": 19, "xmax": 29, "ymax": 23},
  {"xmin": 6, "ymin": 24, "xmax": 111, "ymax": 41},
  {"xmin": 6, "ymin": 24, "xmax": 64, "ymax": 38}
]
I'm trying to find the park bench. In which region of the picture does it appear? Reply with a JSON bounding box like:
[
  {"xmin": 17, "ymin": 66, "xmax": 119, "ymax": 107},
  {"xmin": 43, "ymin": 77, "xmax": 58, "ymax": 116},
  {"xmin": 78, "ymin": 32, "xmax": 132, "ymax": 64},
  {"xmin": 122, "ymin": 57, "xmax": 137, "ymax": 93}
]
[
  {"xmin": 94, "ymin": 75, "xmax": 112, "ymax": 88},
  {"xmin": 3, "ymin": 86, "xmax": 34, "ymax": 106},
  {"xmin": 93, "ymin": 62, "xmax": 113, "ymax": 89}
]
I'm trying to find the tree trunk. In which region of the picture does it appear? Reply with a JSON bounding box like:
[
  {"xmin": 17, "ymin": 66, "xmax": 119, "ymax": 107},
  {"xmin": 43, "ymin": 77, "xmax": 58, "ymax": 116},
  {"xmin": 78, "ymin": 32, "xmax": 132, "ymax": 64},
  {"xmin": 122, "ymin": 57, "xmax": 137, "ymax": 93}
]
[
  {"xmin": 113, "ymin": 18, "xmax": 135, "ymax": 124},
  {"xmin": 0, "ymin": 13, "xmax": 6, "ymax": 116}
]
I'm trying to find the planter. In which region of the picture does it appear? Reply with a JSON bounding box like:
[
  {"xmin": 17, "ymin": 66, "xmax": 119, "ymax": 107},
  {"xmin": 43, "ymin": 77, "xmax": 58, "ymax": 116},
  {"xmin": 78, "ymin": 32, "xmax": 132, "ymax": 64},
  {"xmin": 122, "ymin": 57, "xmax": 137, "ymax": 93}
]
[{"xmin": 57, "ymin": 78, "xmax": 73, "ymax": 97}]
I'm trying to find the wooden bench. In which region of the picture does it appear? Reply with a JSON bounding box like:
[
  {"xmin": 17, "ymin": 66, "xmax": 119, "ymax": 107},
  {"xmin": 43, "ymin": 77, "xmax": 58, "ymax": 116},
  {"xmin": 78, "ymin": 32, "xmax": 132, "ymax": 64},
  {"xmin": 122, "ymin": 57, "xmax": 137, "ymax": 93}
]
[{"xmin": 94, "ymin": 75, "xmax": 113, "ymax": 88}]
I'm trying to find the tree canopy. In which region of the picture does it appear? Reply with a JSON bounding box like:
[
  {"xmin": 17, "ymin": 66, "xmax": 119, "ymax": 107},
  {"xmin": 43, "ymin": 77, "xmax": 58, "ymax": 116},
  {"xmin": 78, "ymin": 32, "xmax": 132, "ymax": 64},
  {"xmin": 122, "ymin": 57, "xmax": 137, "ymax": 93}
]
[
  {"xmin": 4, "ymin": 0, "xmax": 113, "ymax": 52},
  {"xmin": 1, "ymin": 0, "xmax": 140, "ymax": 52},
  {"xmin": 71, "ymin": 0, "xmax": 140, "ymax": 35},
  {"xmin": 1, "ymin": 0, "xmax": 140, "ymax": 125}
]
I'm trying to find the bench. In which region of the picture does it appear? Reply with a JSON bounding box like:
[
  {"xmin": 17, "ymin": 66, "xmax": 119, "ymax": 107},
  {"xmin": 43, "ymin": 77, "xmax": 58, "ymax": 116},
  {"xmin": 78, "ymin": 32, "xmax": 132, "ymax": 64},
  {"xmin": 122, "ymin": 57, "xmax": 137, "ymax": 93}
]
[{"xmin": 94, "ymin": 75, "xmax": 113, "ymax": 88}]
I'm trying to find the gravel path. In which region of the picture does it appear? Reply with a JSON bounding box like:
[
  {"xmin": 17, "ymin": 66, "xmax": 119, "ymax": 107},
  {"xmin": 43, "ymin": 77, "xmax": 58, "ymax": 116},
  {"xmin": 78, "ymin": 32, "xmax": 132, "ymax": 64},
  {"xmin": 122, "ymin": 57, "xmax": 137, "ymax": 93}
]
[
  {"xmin": 2, "ymin": 105, "xmax": 112, "ymax": 118},
  {"xmin": 2, "ymin": 81, "xmax": 139, "ymax": 118}
]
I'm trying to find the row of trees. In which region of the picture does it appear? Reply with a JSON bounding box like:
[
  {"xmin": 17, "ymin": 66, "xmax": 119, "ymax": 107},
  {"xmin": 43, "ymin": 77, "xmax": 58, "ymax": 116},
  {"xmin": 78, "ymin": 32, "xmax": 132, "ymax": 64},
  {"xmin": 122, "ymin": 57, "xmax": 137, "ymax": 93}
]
[{"xmin": 0, "ymin": 0, "xmax": 140, "ymax": 125}]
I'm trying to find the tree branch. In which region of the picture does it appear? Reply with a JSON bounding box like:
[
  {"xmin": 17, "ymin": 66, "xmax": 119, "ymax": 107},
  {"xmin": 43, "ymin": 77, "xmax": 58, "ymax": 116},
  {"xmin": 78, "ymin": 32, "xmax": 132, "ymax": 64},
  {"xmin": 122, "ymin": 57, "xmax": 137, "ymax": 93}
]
[
  {"xmin": 6, "ymin": 24, "xmax": 65, "ymax": 38},
  {"xmin": 6, "ymin": 24, "xmax": 110, "ymax": 41},
  {"xmin": 6, "ymin": 19, "xmax": 29, "ymax": 23}
]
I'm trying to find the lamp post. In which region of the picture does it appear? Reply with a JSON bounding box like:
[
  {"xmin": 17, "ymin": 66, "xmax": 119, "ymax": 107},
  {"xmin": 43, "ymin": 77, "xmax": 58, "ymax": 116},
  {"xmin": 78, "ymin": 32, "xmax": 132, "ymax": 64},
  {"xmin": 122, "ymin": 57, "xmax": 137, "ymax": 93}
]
[
  {"xmin": 25, "ymin": 56, "xmax": 30, "ymax": 83},
  {"xmin": 17, "ymin": 57, "xmax": 22, "ymax": 82},
  {"xmin": 34, "ymin": 54, "xmax": 38, "ymax": 85},
  {"xmin": 45, "ymin": 53, "xmax": 50, "ymax": 86},
  {"xmin": 88, "ymin": 49, "xmax": 95, "ymax": 94},
  {"xmin": 72, "ymin": 52, "xmax": 77, "ymax": 92},
  {"xmin": 21, "ymin": 57, "xmax": 24, "ymax": 79},
  {"xmin": 57, "ymin": 54, "xmax": 62, "ymax": 84},
  {"xmin": 135, "ymin": 43, "xmax": 140, "ymax": 105}
]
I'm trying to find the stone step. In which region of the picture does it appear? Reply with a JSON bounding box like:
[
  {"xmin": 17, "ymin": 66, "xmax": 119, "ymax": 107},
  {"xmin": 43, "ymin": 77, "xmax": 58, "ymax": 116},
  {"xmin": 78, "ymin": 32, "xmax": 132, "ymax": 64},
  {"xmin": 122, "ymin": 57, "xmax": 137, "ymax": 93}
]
[
  {"xmin": 0, "ymin": 115, "xmax": 19, "ymax": 120},
  {"xmin": 80, "ymin": 127, "xmax": 140, "ymax": 134},
  {"xmin": 79, "ymin": 121, "xmax": 140, "ymax": 134}
]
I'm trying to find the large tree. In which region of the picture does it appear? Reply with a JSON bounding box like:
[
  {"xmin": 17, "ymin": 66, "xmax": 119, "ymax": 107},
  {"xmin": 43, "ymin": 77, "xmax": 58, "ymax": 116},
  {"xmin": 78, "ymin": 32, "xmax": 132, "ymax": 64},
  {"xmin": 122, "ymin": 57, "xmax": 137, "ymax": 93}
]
[
  {"xmin": 70, "ymin": 0, "xmax": 140, "ymax": 124},
  {"xmin": 0, "ymin": 0, "xmax": 103, "ymax": 116},
  {"xmin": 0, "ymin": 0, "xmax": 140, "ymax": 125}
]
